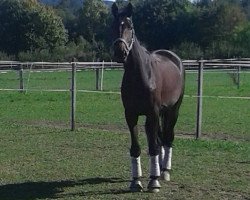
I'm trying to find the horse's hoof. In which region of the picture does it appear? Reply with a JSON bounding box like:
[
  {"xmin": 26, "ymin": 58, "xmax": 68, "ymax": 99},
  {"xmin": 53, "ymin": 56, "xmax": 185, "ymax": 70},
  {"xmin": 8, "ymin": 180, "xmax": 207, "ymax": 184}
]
[
  {"xmin": 130, "ymin": 179, "xmax": 143, "ymax": 192},
  {"xmin": 148, "ymin": 188, "xmax": 160, "ymax": 193},
  {"xmin": 147, "ymin": 178, "xmax": 161, "ymax": 193},
  {"xmin": 161, "ymin": 170, "xmax": 170, "ymax": 181}
]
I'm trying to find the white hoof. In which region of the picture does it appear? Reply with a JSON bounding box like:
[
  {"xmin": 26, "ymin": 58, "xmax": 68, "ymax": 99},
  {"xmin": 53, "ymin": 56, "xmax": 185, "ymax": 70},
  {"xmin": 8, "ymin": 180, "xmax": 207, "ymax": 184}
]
[
  {"xmin": 161, "ymin": 170, "xmax": 170, "ymax": 181},
  {"xmin": 148, "ymin": 188, "xmax": 160, "ymax": 193},
  {"xmin": 147, "ymin": 178, "xmax": 161, "ymax": 193}
]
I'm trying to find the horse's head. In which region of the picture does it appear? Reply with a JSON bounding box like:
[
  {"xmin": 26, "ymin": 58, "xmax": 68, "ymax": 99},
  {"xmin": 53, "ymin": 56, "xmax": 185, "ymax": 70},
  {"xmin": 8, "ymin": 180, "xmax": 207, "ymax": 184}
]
[{"xmin": 111, "ymin": 3, "xmax": 134, "ymax": 63}]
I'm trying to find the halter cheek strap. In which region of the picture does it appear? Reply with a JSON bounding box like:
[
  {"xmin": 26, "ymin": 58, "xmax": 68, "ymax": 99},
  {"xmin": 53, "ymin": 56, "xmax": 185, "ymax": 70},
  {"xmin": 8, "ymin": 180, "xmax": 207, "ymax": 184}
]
[{"xmin": 113, "ymin": 29, "xmax": 135, "ymax": 55}]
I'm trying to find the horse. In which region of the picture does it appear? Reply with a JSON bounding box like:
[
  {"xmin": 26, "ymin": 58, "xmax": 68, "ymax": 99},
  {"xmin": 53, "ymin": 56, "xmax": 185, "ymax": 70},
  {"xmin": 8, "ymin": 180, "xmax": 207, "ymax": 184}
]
[{"xmin": 111, "ymin": 3, "xmax": 185, "ymax": 193}]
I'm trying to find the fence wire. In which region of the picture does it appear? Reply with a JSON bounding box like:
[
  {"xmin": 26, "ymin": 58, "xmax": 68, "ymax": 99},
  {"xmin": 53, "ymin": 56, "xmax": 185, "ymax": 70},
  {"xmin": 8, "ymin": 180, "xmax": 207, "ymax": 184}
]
[{"xmin": 0, "ymin": 61, "xmax": 250, "ymax": 140}]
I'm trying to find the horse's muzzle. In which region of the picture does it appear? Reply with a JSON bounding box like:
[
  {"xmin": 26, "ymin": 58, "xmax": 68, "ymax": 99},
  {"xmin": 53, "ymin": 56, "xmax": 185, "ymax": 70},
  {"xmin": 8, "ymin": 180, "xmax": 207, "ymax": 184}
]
[
  {"xmin": 114, "ymin": 51, "xmax": 127, "ymax": 63},
  {"xmin": 113, "ymin": 42, "xmax": 128, "ymax": 63}
]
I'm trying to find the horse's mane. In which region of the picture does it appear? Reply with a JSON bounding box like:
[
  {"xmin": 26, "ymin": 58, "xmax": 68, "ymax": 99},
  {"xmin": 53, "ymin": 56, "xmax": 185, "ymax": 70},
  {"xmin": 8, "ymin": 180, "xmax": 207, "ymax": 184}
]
[
  {"xmin": 135, "ymin": 38, "xmax": 150, "ymax": 55},
  {"xmin": 135, "ymin": 40, "xmax": 182, "ymax": 70}
]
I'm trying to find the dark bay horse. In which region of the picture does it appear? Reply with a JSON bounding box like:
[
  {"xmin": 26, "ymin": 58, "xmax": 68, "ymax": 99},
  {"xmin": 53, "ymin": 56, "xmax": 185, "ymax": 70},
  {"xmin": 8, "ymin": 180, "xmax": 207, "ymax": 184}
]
[{"xmin": 111, "ymin": 3, "xmax": 185, "ymax": 192}]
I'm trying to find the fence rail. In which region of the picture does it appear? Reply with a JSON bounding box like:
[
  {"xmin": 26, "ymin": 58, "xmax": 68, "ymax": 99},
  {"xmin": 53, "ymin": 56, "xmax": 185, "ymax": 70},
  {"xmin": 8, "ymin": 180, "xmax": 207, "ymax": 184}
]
[
  {"xmin": 1, "ymin": 59, "xmax": 250, "ymax": 69},
  {"xmin": 1, "ymin": 59, "xmax": 250, "ymax": 138}
]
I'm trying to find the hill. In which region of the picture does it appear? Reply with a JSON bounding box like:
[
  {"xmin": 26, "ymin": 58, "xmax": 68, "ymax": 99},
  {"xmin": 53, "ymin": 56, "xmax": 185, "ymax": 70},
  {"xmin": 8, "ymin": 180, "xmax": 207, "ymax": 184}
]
[{"xmin": 39, "ymin": 0, "xmax": 113, "ymax": 7}]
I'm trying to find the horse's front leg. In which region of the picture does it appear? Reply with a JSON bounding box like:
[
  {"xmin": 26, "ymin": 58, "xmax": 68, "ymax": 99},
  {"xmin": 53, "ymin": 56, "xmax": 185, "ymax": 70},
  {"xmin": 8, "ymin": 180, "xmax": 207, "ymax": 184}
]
[
  {"xmin": 125, "ymin": 111, "xmax": 143, "ymax": 192},
  {"xmin": 145, "ymin": 113, "xmax": 161, "ymax": 193}
]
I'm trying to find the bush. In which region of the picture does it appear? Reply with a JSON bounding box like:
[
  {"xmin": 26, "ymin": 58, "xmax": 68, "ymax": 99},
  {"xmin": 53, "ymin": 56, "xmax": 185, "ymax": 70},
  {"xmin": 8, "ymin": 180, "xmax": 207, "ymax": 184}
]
[
  {"xmin": 0, "ymin": 52, "xmax": 15, "ymax": 61},
  {"xmin": 172, "ymin": 42, "xmax": 203, "ymax": 60},
  {"xmin": 17, "ymin": 37, "xmax": 105, "ymax": 62}
]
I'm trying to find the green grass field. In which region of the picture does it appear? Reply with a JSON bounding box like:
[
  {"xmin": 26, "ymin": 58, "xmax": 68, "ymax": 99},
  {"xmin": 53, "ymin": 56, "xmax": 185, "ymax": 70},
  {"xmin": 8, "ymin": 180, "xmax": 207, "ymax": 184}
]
[
  {"xmin": 0, "ymin": 69, "xmax": 249, "ymax": 139},
  {"xmin": 0, "ymin": 122, "xmax": 249, "ymax": 199},
  {"xmin": 0, "ymin": 69, "xmax": 249, "ymax": 199}
]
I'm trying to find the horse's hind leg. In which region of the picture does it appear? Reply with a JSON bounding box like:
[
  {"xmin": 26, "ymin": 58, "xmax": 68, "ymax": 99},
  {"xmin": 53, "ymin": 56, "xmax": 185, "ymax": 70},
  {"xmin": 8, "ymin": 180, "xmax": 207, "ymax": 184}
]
[
  {"xmin": 125, "ymin": 111, "xmax": 143, "ymax": 192},
  {"xmin": 158, "ymin": 113, "xmax": 165, "ymax": 170},
  {"xmin": 161, "ymin": 106, "xmax": 179, "ymax": 181}
]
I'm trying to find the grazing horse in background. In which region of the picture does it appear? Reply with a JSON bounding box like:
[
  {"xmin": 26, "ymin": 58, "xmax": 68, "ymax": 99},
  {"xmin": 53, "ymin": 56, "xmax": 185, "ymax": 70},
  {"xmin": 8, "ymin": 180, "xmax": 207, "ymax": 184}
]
[{"xmin": 111, "ymin": 3, "xmax": 185, "ymax": 192}]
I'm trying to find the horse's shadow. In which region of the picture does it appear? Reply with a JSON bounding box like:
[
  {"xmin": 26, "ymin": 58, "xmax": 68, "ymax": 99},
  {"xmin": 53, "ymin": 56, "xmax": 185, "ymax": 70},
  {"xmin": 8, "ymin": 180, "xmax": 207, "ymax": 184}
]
[{"xmin": 0, "ymin": 177, "xmax": 130, "ymax": 200}]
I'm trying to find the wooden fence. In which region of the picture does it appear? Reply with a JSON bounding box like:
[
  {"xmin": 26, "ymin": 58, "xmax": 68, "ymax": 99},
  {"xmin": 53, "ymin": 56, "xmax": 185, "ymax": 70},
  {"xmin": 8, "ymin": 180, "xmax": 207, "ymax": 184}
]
[{"xmin": 1, "ymin": 59, "xmax": 250, "ymax": 138}]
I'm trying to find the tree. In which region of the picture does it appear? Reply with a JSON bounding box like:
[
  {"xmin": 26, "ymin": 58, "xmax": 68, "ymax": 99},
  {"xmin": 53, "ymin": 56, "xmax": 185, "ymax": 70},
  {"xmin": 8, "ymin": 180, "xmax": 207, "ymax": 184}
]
[
  {"xmin": 55, "ymin": 0, "xmax": 79, "ymax": 40},
  {"xmin": 78, "ymin": 0, "xmax": 108, "ymax": 42},
  {"xmin": 78, "ymin": 0, "xmax": 109, "ymax": 60},
  {"xmin": 133, "ymin": 0, "xmax": 193, "ymax": 50},
  {"xmin": 191, "ymin": 0, "xmax": 247, "ymax": 58},
  {"xmin": 232, "ymin": 22, "xmax": 250, "ymax": 57},
  {"xmin": 241, "ymin": 0, "xmax": 250, "ymax": 19},
  {"xmin": 216, "ymin": 3, "xmax": 246, "ymax": 39},
  {"xmin": 0, "ymin": 0, "xmax": 68, "ymax": 55},
  {"xmin": 195, "ymin": 0, "xmax": 213, "ymax": 7}
]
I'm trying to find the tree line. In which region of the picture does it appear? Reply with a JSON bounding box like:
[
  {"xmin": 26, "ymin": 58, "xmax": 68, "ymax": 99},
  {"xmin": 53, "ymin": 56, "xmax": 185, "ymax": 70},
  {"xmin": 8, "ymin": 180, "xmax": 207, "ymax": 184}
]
[{"xmin": 0, "ymin": 0, "xmax": 249, "ymax": 61}]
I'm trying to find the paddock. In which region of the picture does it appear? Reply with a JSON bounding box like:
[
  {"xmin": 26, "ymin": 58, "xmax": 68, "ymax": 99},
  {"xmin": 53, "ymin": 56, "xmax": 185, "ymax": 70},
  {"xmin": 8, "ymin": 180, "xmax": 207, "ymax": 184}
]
[
  {"xmin": 0, "ymin": 60, "xmax": 249, "ymax": 199},
  {"xmin": 0, "ymin": 59, "xmax": 250, "ymax": 139}
]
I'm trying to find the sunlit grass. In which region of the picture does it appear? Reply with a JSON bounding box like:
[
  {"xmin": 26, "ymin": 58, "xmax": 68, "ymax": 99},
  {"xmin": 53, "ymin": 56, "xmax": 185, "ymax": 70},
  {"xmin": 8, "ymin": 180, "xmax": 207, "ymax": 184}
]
[
  {"xmin": 0, "ymin": 70, "xmax": 250, "ymax": 139},
  {"xmin": 0, "ymin": 123, "xmax": 249, "ymax": 199}
]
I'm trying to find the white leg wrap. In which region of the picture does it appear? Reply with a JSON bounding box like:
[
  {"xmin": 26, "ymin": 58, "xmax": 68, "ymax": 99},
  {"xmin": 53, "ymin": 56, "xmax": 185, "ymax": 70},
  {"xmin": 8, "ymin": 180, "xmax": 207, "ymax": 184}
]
[
  {"xmin": 150, "ymin": 155, "xmax": 160, "ymax": 177},
  {"xmin": 131, "ymin": 157, "xmax": 142, "ymax": 178},
  {"xmin": 159, "ymin": 146, "xmax": 165, "ymax": 167},
  {"xmin": 162, "ymin": 146, "xmax": 172, "ymax": 170}
]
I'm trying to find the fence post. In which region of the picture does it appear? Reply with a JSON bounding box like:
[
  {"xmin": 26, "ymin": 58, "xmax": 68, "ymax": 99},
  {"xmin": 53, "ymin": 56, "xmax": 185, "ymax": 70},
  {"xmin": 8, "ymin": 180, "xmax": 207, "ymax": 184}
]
[
  {"xmin": 196, "ymin": 61, "xmax": 204, "ymax": 139},
  {"xmin": 100, "ymin": 60, "xmax": 104, "ymax": 91},
  {"xmin": 95, "ymin": 68, "xmax": 100, "ymax": 90},
  {"xmin": 71, "ymin": 58, "xmax": 77, "ymax": 131},
  {"xmin": 18, "ymin": 64, "xmax": 24, "ymax": 93},
  {"xmin": 237, "ymin": 66, "xmax": 241, "ymax": 89}
]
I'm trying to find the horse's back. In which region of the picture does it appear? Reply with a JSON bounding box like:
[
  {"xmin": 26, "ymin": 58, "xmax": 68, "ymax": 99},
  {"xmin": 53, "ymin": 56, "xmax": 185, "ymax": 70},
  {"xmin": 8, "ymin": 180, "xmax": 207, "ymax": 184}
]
[
  {"xmin": 151, "ymin": 49, "xmax": 185, "ymax": 107},
  {"xmin": 152, "ymin": 50, "xmax": 184, "ymax": 76}
]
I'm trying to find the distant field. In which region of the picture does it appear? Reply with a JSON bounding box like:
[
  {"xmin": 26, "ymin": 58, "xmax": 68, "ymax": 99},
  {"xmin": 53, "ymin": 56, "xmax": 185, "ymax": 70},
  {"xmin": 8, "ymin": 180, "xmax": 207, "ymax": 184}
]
[
  {"xmin": 1, "ymin": 68, "xmax": 250, "ymax": 95},
  {"xmin": 0, "ymin": 69, "xmax": 249, "ymax": 139},
  {"xmin": 0, "ymin": 69, "xmax": 249, "ymax": 199}
]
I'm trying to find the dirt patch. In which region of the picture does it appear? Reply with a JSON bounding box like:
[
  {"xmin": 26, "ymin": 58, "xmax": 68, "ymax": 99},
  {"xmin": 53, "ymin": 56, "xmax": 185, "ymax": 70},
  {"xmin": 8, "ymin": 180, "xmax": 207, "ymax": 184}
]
[{"xmin": 16, "ymin": 120, "xmax": 249, "ymax": 142}]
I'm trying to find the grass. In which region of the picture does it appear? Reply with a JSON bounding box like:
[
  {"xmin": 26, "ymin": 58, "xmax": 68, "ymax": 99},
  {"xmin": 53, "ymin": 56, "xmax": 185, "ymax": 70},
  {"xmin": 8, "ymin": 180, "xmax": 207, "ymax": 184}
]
[
  {"xmin": 1, "ymin": 69, "xmax": 250, "ymax": 140},
  {"xmin": 0, "ymin": 69, "xmax": 249, "ymax": 199},
  {"xmin": 3, "ymin": 69, "xmax": 249, "ymax": 94},
  {"xmin": 0, "ymin": 122, "xmax": 249, "ymax": 200},
  {"xmin": 0, "ymin": 90, "xmax": 249, "ymax": 140}
]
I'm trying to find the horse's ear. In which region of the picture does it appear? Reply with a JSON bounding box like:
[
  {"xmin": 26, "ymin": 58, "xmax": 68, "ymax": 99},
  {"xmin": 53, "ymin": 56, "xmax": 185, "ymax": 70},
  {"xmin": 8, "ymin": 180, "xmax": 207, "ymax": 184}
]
[
  {"xmin": 126, "ymin": 3, "xmax": 133, "ymax": 17},
  {"xmin": 112, "ymin": 3, "xmax": 118, "ymax": 17}
]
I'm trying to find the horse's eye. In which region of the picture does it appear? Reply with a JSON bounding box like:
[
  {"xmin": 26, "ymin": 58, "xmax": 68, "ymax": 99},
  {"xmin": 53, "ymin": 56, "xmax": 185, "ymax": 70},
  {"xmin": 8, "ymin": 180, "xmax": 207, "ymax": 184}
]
[{"xmin": 127, "ymin": 23, "xmax": 133, "ymax": 30}]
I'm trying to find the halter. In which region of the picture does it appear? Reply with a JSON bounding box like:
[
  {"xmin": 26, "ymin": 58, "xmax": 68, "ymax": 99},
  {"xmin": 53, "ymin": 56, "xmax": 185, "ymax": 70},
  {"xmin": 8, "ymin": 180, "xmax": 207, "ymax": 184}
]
[{"xmin": 113, "ymin": 20, "xmax": 135, "ymax": 55}]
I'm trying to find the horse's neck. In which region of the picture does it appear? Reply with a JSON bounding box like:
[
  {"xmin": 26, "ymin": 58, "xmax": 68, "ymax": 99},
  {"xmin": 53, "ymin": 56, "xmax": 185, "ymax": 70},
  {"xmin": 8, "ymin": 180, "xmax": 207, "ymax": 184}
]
[{"xmin": 124, "ymin": 38, "xmax": 155, "ymax": 90}]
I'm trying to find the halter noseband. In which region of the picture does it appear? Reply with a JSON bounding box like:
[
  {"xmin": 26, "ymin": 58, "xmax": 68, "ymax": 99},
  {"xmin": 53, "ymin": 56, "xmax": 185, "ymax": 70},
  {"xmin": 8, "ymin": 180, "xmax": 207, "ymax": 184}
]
[{"xmin": 113, "ymin": 22, "xmax": 135, "ymax": 55}]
